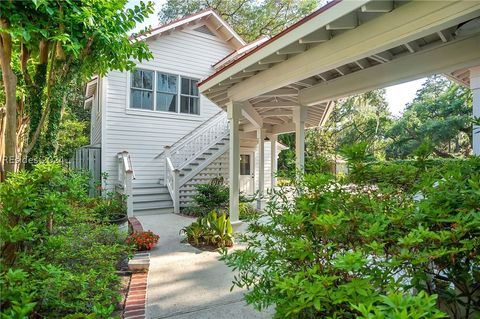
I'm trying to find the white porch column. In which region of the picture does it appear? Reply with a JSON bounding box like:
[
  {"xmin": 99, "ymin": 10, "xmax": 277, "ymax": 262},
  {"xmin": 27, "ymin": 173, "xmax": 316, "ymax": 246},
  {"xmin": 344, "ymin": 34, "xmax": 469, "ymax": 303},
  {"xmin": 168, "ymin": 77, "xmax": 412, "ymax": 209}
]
[
  {"xmin": 270, "ymin": 134, "xmax": 278, "ymax": 188},
  {"xmin": 227, "ymin": 101, "xmax": 241, "ymax": 224},
  {"xmin": 293, "ymin": 105, "xmax": 307, "ymax": 177},
  {"xmin": 257, "ymin": 129, "xmax": 266, "ymax": 209},
  {"xmin": 471, "ymin": 66, "xmax": 480, "ymax": 156}
]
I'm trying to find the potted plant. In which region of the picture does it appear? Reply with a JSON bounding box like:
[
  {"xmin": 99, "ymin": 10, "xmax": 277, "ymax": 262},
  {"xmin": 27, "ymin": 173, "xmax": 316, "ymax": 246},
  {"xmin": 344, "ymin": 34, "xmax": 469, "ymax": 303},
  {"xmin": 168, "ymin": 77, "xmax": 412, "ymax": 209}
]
[{"xmin": 94, "ymin": 193, "xmax": 128, "ymax": 232}]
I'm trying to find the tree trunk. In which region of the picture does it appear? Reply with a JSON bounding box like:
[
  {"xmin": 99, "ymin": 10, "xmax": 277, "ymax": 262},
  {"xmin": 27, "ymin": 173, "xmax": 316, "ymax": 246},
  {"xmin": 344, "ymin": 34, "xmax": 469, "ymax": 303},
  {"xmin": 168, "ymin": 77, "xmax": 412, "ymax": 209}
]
[{"xmin": 0, "ymin": 22, "xmax": 17, "ymax": 177}]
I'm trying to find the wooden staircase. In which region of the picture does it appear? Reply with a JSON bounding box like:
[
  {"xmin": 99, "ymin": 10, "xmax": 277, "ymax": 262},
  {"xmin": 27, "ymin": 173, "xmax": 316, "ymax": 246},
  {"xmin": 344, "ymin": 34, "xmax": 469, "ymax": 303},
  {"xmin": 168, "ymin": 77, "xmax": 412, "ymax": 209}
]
[{"xmin": 130, "ymin": 111, "xmax": 230, "ymax": 215}]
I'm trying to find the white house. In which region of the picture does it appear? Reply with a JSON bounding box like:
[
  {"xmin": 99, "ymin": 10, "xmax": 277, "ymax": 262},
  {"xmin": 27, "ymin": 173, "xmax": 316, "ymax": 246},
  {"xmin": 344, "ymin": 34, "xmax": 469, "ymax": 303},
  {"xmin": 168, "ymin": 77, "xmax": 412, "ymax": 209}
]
[
  {"xmin": 81, "ymin": 1, "xmax": 480, "ymax": 223},
  {"xmin": 80, "ymin": 10, "xmax": 287, "ymax": 216}
]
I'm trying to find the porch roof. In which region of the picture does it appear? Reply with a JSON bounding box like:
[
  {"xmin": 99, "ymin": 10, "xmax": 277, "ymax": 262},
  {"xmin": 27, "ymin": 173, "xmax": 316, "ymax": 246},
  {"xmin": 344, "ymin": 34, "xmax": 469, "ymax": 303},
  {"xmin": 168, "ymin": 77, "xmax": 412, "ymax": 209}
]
[{"xmin": 198, "ymin": 0, "xmax": 480, "ymax": 134}]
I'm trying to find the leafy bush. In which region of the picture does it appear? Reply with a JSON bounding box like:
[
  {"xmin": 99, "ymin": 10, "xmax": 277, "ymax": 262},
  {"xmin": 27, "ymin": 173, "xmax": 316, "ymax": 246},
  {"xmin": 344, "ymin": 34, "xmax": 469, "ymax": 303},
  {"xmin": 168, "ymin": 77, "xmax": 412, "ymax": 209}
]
[
  {"xmin": 126, "ymin": 231, "xmax": 160, "ymax": 251},
  {"xmin": 93, "ymin": 192, "xmax": 127, "ymax": 221},
  {"xmin": 239, "ymin": 202, "xmax": 260, "ymax": 221},
  {"xmin": 0, "ymin": 162, "xmax": 130, "ymax": 318},
  {"xmin": 180, "ymin": 210, "xmax": 233, "ymax": 248},
  {"xmin": 221, "ymin": 157, "xmax": 480, "ymax": 318},
  {"xmin": 185, "ymin": 177, "xmax": 229, "ymax": 217}
]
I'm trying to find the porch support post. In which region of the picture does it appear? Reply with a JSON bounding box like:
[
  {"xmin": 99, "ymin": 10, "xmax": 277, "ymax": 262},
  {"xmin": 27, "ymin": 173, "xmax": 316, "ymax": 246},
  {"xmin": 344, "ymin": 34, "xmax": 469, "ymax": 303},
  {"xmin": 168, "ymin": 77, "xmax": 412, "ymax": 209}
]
[
  {"xmin": 227, "ymin": 101, "xmax": 241, "ymax": 224},
  {"xmin": 257, "ymin": 128, "xmax": 266, "ymax": 209},
  {"xmin": 270, "ymin": 134, "xmax": 277, "ymax": 188},
  {"xmin": 293, "ymin": 105, "xmax": 307, "ymax": 178},
  {"xmin": 471, "ymin": 66, "xmax": 480, "ymax": 156}
]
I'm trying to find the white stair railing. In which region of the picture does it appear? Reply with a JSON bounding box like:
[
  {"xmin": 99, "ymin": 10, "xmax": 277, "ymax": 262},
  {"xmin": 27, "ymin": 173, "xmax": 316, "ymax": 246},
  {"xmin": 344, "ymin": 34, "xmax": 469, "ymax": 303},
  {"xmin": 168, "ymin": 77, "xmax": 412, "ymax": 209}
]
[
  {"xmin": 117, "ymin": 151, "xmax": 135, "ymax": 217},
  {"xmin": 158, "ymin": 111, "xmax": 229, "ymax": 212}
]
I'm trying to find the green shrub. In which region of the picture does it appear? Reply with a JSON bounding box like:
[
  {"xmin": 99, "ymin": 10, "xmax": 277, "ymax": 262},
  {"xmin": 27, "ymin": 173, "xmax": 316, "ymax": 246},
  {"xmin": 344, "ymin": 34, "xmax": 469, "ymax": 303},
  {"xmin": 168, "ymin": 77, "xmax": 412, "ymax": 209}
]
[
  {"xmin": 180, "ymin": 210, "xmax": 233, "ymax": 248},
  {"xmin": 186, "ymin": 178, "xmax": 229, "ymax": 217},
  {"xmin": 93, "ymin": 192, "xmax": 127, "ymax": 221},
  {"xmin": 0, "ymin": 162, "xmax": 130, "ymax": 318},
  {"xmin": 239, "ymin": 202, "xmax": 260, "ymax": 221},
  {"xmin": 221, "ymin": 157, "xmax": 480, "ymax": 318}
]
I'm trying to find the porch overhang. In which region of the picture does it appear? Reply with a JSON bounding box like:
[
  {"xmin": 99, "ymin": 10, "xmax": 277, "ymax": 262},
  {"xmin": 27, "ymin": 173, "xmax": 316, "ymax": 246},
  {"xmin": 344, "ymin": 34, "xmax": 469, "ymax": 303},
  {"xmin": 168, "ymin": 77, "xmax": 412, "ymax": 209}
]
[{"xmin": 198, "ymin": 0, "xmax": 480, "ymax": 134}]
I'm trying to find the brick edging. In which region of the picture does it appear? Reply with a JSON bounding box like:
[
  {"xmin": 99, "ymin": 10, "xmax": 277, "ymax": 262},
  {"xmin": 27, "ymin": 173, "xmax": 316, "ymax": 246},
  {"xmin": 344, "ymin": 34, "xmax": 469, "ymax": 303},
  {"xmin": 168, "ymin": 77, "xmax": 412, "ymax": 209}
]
[
  {"xmin": 123, "ymin": 271, "xmax": 148, "ymax": 319},
  {"xmin": 124, "ymin": 217, "xmax": 148, "ymax": 319},
  {"xmin": 128, "ymin": 217, "xmax": 144, "ymax": 233}
]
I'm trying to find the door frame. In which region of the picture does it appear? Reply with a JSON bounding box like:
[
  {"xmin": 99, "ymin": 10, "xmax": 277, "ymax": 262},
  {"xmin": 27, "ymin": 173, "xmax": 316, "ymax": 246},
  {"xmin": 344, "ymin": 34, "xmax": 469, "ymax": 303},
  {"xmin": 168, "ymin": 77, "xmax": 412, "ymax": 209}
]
[{"xmin": 239, "ymin": 148, "xmax": 255, "ymax": 195}]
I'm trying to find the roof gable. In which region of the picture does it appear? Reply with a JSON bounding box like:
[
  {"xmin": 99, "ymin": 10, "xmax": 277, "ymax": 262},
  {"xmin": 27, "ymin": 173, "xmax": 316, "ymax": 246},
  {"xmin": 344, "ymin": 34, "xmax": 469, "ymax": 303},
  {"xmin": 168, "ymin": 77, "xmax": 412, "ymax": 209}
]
[{"xmin": 136, "ymin": 9, "xmax": 245, "ymax": 50}]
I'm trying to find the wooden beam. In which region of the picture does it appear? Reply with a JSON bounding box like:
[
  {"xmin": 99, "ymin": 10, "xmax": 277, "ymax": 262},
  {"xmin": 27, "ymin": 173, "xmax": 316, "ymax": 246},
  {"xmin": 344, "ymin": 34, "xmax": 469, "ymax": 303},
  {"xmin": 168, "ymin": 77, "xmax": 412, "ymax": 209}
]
[
  {"xmin": 361, "ymin": 1, "xmax": 393, "ymax": 13},
  {"xmin": 243, "ymin": 64, "xmax": 270, "ymax": 72},
  {"xmin": 335, "ymin": 65, "xmax": 350, "ymax": 76},
  {"xmin": 260, "ymin": 109, "xmax": 293, "ymax": 117},
  {"xmin": 253, "ymin": 101, "xmax": 299, "ymax": 108},
  {"xmin": 263, "ymin": 118, "xmax": 286, "ymax": 125},
  {"xmin": 298, "ymin": 35, "xmax": 480, "ymax": 105},
  {"xmin": 259, "ymin": 88, "xmax": 298, "ymax": 97},
  {"xmin": 371, "ymin": 51, "xmax": 393, "ymax": 63},
  {"xmin": 231, "ymin": 72, "xmax": 256, "ymax": 79},
  {"xmin": 326, "ymin": 13, "xmax": 358, "ymax": 30},
  {"xmin": 404, "ymin": 41, "xmax": 420, "ymax": 53},
  {"xmin": 355, "ymin": 58, "xmax": 370, "ymax": 69},
  {"xmin": 299, "ymin": 28, "xmax": 330, "ymax": 44},
  {"xmin": 226, "ymin": 1, "xmax": 480, "ymax": 102},
  {"xmin": 271, "ymin": 122, "xmax": 296, "ymax": 134},
  {"xmin": 437, "ymin": 30, "xmax": 453, "ymax": 43},
  {"xmin": 259, "ymin": 54, "xmax": 287, "ymax": 65},
  {"xmin": 241, "ymin": 101, "xmax": 263, "ymax": 128},
  {"xmin": 277, "ymin": 42, "xmax": 307, "ymax": 55}
]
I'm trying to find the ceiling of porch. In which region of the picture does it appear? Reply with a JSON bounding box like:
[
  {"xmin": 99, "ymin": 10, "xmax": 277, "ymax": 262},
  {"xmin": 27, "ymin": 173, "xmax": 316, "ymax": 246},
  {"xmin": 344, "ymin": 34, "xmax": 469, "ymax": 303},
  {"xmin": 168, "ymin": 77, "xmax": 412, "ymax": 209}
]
[{"xmin": 199, "ymin": 0, "xmax": 480, "ymax": 134}]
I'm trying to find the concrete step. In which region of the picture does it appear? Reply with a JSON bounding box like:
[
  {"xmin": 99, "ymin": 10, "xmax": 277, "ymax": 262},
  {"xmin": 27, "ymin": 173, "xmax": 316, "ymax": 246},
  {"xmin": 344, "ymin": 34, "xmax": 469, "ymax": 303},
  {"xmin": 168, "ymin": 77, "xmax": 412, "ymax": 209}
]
[
  {"xmin": 133, "ymin": 201, "xmax": 174, "ymax": 211},
  {"xmin": 133, "ymin": 186, "xmax": 169, "ymax": 195},
  {"xmin": 133, "ymin": 193, "xmax": 172, "ymax": 203},
  {"xmin": 133, "ymin": 206, "xmax": 173, "ymax": 215}
]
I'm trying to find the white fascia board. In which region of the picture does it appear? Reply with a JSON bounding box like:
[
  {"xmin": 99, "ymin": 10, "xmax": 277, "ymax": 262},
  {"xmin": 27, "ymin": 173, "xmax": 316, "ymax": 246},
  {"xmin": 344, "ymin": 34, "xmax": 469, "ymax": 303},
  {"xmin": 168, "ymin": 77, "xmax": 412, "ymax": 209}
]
[{"xmin": 198, "ymin": 0, "xmax": 371, "ymax": 92}]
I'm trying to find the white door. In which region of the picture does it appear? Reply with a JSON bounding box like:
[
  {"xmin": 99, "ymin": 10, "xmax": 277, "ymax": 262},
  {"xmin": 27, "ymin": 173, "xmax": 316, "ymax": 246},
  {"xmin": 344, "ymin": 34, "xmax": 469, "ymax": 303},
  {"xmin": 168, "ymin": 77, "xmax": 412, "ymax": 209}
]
[{"xmin": 239, "ymin": 152, "xmax": 255, "ymax": 195}]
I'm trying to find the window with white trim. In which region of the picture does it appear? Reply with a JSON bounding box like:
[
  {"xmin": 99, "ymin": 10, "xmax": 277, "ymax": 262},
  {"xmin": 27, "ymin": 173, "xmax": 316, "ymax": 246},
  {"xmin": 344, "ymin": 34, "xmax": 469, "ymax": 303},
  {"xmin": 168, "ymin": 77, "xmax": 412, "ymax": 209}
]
[
  {"xmin": 156, "ymin": 73, "xmax": 177, "ymax": 112},
  {"xmin": 130, "ymin": 69, "xmax": 153, "ymax": 110},
  {"xmin": 129, "ymin": 69, "xmax": 200, "ymax": 115},
  {"xmin": 180, "ymin": 77, "xmax": 200, "ymax": 115}
]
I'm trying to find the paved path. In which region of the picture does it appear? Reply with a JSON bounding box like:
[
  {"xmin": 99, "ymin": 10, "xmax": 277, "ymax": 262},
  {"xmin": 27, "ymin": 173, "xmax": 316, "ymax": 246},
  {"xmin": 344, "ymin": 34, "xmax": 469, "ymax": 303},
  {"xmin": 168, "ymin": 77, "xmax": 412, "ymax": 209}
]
[{"xmin": 138, "ymin": 214, "xmax": 273, "ymax": 319}]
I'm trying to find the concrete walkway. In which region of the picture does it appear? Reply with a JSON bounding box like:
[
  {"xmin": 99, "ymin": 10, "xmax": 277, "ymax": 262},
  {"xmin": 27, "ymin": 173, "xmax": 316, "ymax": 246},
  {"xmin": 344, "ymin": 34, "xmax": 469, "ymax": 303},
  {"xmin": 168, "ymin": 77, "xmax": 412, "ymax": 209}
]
[{"xmin": 138, "ymin": 214, "xmax": 273, "ymax": 319}]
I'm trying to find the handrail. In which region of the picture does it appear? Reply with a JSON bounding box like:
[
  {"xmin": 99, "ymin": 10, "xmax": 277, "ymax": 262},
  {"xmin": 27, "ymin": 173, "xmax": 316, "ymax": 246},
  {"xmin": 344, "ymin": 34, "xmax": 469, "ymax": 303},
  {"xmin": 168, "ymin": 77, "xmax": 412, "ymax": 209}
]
[
  {"xmin": 169, "ymin": 112, "xmax": 229, "ymax": 170},
  {"xmin": 155, "ymin": 111, "xmax": 227, "ymax": 159},
  {"xmin": 165, "ymin": 157, "xmax": 180, "ymax": 214},
  {"xmin": 117, "ymin": 151, "xmax": 135, "ymax": 217}
]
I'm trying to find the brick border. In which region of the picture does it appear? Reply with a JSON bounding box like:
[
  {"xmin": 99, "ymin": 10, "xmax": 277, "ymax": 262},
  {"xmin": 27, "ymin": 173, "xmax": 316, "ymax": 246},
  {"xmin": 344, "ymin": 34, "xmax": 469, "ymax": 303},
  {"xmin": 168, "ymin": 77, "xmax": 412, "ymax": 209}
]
[
  {"xmin": 124, "ymin": 217, "xmax": 148, "ymax": 319},
  {"xmin": 128, "ymin": 217, "xmax": 144, "ymax": 233},
  {"xmin": 123, "ymin": 272, "xmax": 148, "ymax": 319}
]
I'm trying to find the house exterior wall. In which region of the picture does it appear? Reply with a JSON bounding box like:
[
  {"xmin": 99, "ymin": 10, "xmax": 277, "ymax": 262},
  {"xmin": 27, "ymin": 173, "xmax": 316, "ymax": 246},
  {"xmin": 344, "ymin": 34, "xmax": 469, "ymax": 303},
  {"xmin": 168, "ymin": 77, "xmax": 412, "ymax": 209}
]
[
  {"xmin": 254, "ymin": 141, "xmax": 282, "ymax": 191},
  {"xmin": 89, "ymin": 78, "xmax": 102, "ymax": 146},
  {"xmin": 102, "ymin": 26, "xmax": 233, "ymax": 187}
]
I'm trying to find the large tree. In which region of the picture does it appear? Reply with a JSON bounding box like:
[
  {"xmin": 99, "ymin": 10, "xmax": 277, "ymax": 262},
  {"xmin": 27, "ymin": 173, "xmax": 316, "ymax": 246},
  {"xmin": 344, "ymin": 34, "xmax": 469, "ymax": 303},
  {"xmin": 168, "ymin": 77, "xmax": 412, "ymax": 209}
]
[
  {"xmin": 278, "ymin": 90, "xmax": 392, "ymax": 173},
  {"xmin": 386, "ymin": 76, "xmax": 472, "ymax": 159},
  {"xmin": 0, "ymin": 0, "xmax": 154, "ymax": 179},
  {"xmin": 158, "ymin": 0, "xmax": 318, "ymax": 42}
]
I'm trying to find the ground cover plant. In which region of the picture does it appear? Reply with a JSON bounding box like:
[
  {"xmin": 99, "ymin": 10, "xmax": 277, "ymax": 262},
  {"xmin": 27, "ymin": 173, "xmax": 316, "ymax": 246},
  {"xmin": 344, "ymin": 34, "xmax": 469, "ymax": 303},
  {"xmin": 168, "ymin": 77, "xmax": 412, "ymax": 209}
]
[
  {"xmin": 181, "ymin": 210, "xmax": 234, "ymax": 249},
  {"xmin": 222, "ymin": 154, "xmax": 480, "ymax": 319},
  {"xmin": 0, "ymin": 162, "xmax": 131, "ymax": 318}
]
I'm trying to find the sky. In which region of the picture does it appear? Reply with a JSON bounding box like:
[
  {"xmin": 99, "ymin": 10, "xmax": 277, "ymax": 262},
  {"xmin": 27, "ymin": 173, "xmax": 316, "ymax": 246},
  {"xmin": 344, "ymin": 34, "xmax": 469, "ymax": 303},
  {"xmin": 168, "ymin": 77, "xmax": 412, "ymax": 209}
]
[{"xmin": 127, "ymin": 0, "xmax": 425, "ymax": 117}]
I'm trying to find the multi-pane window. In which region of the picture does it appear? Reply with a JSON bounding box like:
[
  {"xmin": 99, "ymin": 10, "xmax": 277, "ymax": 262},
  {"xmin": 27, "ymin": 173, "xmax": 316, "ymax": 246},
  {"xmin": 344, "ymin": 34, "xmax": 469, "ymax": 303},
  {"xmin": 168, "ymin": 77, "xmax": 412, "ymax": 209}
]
[
  {"xmin": 180, "ymin": 77, "xmax": 200, "ymax": 115},
  {"xmin": 130, "ymin": 70, "xmax": 200, "ymax": 115},
  {"xmin": 156, "ymin": 73, "xmax": 177, "ymax": 112},
  {"xmin": 130, "ymin": 69, "xmax": 153, "ymax": 110}
]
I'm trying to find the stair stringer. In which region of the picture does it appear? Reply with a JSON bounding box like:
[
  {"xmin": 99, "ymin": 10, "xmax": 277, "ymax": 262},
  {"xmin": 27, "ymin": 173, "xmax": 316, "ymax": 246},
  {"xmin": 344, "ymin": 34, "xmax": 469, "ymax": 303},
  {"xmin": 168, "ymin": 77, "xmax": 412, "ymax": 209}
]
[{"xmin": 179, "ymin": 150, "xmax": 230, "ymax": 208}]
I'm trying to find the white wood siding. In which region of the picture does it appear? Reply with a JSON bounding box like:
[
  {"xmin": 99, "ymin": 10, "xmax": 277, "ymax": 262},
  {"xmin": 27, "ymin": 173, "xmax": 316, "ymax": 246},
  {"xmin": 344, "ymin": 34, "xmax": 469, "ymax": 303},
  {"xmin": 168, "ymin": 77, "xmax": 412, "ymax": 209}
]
[
  {"xmin": 103, "ymin": 26, "xmax": 233, "ymax": 187},
  {"xmin": 89, "ymin": 79, "xmax": 102, "ymax": 146}
]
